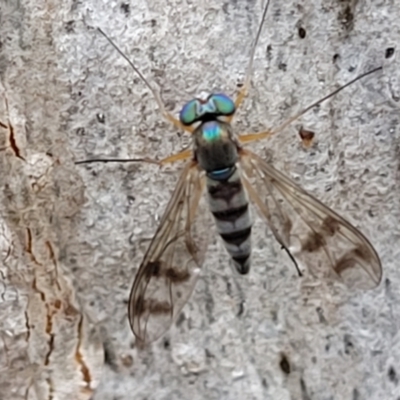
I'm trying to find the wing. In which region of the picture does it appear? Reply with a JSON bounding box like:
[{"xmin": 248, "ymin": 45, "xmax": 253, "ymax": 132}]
[
  {"xmin": 240, "ymin": 149, "xmax": 382, "ymax": 289},
  {"xmin": 128, "ymin": 161, "xmax": 208, "ymax": 343}
]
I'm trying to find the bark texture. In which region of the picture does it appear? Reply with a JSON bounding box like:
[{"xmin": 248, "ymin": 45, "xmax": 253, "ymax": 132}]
[{"xmin": 0, "ymin": 0, "xmax": 399, "ymax": 399}]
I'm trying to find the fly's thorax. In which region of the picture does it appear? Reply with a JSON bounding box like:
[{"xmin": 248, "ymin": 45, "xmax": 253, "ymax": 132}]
[{"xmin": 193, "ymin": 120, "xmax": 239, "ymax": 173}]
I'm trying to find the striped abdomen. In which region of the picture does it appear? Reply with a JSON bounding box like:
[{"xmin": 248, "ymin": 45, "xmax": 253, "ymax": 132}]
[{"xmin": 206, "ymin": 166, "xmax": 252, "ymax": 274}]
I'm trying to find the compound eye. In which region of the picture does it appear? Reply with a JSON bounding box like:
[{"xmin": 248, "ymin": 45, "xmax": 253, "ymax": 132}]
[
  {"xmin": 179, "ymin": 93, "xmax": 235, "ymax": 126},
  {"xmin": 179, "ymin": 99, "xmax": 198, "ymax": 125},
  {"xmin": 210, "ymin": 93, "xmax": 235, "ymax": 116}
]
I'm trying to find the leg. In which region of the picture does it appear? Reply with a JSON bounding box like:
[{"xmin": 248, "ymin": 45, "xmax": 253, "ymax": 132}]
[
  {"xmin": 75, "ymin": 149, "xmax": 192, "ymax": 166},
  {"xmin": 238, "ymin": 131, "xmax": 272, "ymax": 144},
  {"xmin": 159, "ymin": 149, "xmax": 192, "ymax": 165},
  {"xmin": 163, "ymin": 112, "xmax": 194, "ymax": 134}
]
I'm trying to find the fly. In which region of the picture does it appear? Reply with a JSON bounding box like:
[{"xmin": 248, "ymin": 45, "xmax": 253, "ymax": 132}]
[{"xmin": 76, "ymin": 0, "xmax": 382, "ymax": 343}]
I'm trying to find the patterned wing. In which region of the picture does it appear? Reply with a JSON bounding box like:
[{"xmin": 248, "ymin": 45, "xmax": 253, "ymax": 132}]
[
  {"xmin": 240, "ymin": 149, "xmax": 382, "ymax": 289},
  {"xmin": 128, "ymin": 161, "xmax": 208, "ymax": 343}
]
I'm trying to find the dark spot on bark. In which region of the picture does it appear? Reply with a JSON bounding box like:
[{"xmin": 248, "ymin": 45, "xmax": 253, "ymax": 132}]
[
  {"xmin": 120, "ymin": 3, "xmax": 130, "ymax": 15},
  {"xmin": 65, "ymin": 20, "xmax": 75, "ymax": 33},
  {"xmin": 316, "ymin": 306, "xmax": 327, "ymax": 323},
  {"xmin": 103, "ymin": 340, "xmax": 118, "ymax": 370},
  {"xmin": 385, "ymin": 47, "xmax": 395, "ymax": 59},
  {"xmin": 344, "ymin": 334, "xmax": 353, "ymax": 355},
  {"xmin": 175, "ymin": 312, "xmax": 186, "ymax": 327},
  {"xmin": 237, "ymin": 301, "xmax": 245, "ymax": 317},
  {"xmin": 278, "ymin": 62, "xmax": 287, "ymax": 71},
  {"xmin": 262, "ymin": 378, "xmax": 268, "ymax": 388},
  {"xmin": 388, "ymin": 366, "xmax": 398, "ymax": 384},
  {"xmin": 76, "ymin": 127, "xmax": 85, "ymax": 136},
  {"xmin": 298, "ymin": 126, "xmax": 314, "ymax": 147},
  {"xmin": 279, "ymin": 353, "xmax": 291, "ymax": 374},
  {"xmin": 298, "ymin": 27, "xmax": 306, "ymax": 38},
  {"xmin": 300, "ymin": 377, "xmax": 311, "ymax": 400},
  {"xmin": 338, "ymin": 1, "xmax": 356, "ymax": 31}
]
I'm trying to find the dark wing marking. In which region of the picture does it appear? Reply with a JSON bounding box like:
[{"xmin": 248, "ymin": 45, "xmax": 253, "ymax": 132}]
[
  {"xmin": 240, "ymin": 149, "xmax": 382, "ymax": 289},
  {"xmin": 128, "ymin": 161, "xmax": 208, "ymax": 343}
]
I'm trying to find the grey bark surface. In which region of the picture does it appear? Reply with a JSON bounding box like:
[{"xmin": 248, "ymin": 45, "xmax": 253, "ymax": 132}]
[{"xmin": 0, "ymin": 0, "xmax": 399, "ymax": 399}]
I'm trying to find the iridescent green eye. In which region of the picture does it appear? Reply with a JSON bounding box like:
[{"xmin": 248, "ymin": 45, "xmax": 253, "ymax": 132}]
[
  {"xmin": 179, "ymin": 93, "xmax": 236, "ymax": 126},
  {"xmin": 210, "ymin": 94, "xmax": 235, "ymax": 116},
  {"xmin": 179, "ymin": 99, "xmax": 198, "ymax": 125}
]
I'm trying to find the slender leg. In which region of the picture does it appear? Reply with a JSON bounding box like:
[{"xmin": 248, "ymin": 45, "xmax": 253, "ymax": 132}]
[
  {"xmin": 75, "ymin": 149, "xmax": 192, "ymax": 166},
  {"xmin": 163, "ymin": 112, "xmax": 194, "ymax": 134},
  {"xmin": 227, "ymin": 82, "xmax": 249, "ymax": 123},
  {"xmin": 159, "ymin": 149, "xmax": 192, "ymax": 165},
  {"xmin": 238, "ymin": 131, "xmax": 272, "ymax": 144}
]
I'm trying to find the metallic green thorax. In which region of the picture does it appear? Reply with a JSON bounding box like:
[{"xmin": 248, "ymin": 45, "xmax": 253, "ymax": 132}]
[{"xmin": 202, "ymin": 121, "xmax": 223, "ymax": 142}]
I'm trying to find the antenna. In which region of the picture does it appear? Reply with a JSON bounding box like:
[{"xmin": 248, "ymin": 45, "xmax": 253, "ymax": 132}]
[
  {"xmin": 97, "ymin": 28, "xmax": 193, "ymax": 133},
  {"xmin": 232, "ymin": 0, "xmax": 272, "ymax": 111},
  {"xmin": 239, "ymin": 66, "xmax": 383, "ymax": 144}
]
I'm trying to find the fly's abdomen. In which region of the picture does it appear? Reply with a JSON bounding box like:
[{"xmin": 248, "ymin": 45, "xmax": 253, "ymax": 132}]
[{"xmin": 206, "ymin": 167, "xmax": 252, "ymax": 274}]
